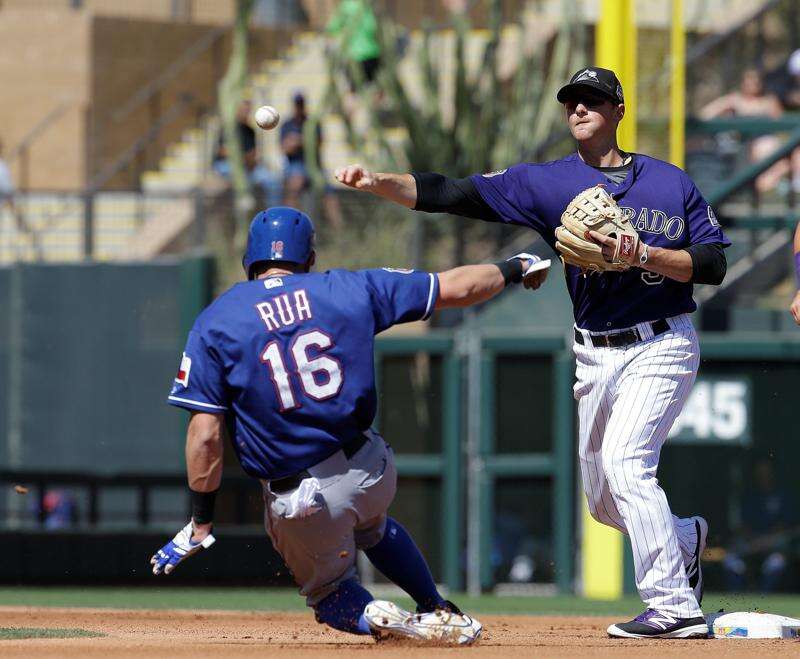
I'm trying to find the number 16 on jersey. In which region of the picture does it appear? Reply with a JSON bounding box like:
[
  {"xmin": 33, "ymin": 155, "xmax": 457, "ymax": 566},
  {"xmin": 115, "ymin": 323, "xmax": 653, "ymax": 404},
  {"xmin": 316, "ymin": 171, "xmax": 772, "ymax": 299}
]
[{"xmin": 261, "ymin": 329, "xmax": 343, "ymax": 411}]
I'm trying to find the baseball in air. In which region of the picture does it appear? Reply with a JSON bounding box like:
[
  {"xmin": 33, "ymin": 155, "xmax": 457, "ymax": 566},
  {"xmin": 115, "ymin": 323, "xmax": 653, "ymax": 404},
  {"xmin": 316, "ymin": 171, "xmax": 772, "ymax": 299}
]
[{"xmin": 255, "ymin": 105, "xmax": 280, "ymax": 130}]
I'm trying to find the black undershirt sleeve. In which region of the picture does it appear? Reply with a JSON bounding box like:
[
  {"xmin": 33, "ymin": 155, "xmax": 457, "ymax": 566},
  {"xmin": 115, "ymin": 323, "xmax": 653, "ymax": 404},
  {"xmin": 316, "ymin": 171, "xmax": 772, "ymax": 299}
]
[
  {"xmin": 411, "ymin": 172, "xmax": 495, "ymax": 219},
  {"xmin": 685, "ymin": 242, "xmax": 727, "ymax": 285},
  {"xmin": 413, "ymin": 171, "xmax": 727, "ymax": 285}
]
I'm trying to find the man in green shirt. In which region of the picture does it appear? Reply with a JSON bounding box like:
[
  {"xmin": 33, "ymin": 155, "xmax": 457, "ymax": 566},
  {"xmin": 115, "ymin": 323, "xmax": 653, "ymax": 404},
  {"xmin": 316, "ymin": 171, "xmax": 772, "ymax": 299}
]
[{"xmin": 327, "ymin": 0, "xmax": 382, "ymax": 89}]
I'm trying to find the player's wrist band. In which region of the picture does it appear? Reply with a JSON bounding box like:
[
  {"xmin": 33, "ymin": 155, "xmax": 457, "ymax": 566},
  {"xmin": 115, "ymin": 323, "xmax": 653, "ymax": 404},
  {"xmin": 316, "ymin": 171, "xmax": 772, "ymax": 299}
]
[
  {"xmin": 495, "ymin": 259, "xmax": 524, "ymax": 285},
  {"xmin": 190, "ymin": 488, "xmax": 218, "ymax": 525}
]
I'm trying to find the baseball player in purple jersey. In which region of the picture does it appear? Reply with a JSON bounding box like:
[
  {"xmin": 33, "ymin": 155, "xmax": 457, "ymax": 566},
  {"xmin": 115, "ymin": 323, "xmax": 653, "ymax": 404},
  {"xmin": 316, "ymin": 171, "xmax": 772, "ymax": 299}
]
[
  {"xmin": 149, "ymin": 206, "xmax": 548, "ymax": 644},
  {"xmin": 336, "ymin": 67, "xmax": 730, "ymax": 639}
]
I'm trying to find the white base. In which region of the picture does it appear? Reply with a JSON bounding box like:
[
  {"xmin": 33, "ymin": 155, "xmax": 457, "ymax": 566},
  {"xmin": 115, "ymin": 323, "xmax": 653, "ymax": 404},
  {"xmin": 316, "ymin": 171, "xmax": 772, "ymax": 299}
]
[{"xmin": 707, "ymin": 611, "xmax": 800, "ymax": 639}]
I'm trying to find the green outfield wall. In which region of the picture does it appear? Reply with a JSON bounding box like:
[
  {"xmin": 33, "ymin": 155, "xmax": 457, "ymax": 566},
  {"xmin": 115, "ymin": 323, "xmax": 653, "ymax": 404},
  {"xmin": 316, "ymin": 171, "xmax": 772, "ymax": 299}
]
[{"xmin": 1, "ymin": 261, "xmax": 799, "ymax": 592}]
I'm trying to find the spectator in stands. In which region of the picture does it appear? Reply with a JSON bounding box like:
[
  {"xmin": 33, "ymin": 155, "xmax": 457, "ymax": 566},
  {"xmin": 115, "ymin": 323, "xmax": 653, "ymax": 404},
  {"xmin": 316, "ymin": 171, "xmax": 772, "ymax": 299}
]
[
  {"xmin": 29, "ymin": 490, "xmax": 79, "ymax": 530},
  {"xmin": 700, "ymin": 68, "xmax": 789, "ymax": 193},
  {"xmin": 326, "ymin": 0, "xmax": 382, "ymax": 91},
  {"xmin": 0, "ymin": 139, "xmax": 16, "ymax": 212},
  {"xmin": 782, "ymin": 49, "xmax": 800, "ymax": 111},
  {"xmin": 213, "ymin": 99, "xmax": 281, "ymax": 206},
  {"xmin": 279, "ymin": 93, "xmax": 343, "ymax": 228},
  {"xmin": 722, "ymin": 458, "xmax": 792, "ymax": 592},
  {"xmin": 280, "ymin": 92, "xmax": 320, "ymax": 207},
  {"xmin": 0, "ymin": 138, "xmax": 36, "ymax": 245}
]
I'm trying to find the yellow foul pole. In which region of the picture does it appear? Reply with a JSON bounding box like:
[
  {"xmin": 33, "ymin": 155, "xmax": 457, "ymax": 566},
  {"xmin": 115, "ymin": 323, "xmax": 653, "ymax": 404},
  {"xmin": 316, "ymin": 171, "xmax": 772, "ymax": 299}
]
[
  {"xmin": 582, "ymin": 0, "xmax": 638, "ymax": 601},
  {"xmin": 670, "ymin": 0, "xmax": 686, "ymax": 169},
  {"xmin": 596, "ymin": 0, "xmax": 637, "ymax": 152}
]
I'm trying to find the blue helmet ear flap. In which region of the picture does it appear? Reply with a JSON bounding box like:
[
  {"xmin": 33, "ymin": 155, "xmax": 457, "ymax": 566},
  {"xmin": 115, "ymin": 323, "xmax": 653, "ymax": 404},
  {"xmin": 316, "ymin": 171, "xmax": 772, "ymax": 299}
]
[{"xmin": 242, "ymin": 207, "xmax": 315, "ymax": 278}]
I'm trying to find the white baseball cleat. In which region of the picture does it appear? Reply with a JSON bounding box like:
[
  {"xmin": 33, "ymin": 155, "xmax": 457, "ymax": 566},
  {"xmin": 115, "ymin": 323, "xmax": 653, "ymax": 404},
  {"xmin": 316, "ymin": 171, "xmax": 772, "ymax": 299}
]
[{"xmin": 363, "ymin": 600, "xmax": 483, "ymax": 645}]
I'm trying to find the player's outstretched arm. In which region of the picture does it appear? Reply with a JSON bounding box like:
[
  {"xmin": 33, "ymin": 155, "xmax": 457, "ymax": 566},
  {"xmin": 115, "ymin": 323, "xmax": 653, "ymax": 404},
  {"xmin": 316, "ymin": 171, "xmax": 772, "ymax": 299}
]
[
  {"xmin": 186, "ymin": 412, "xmax": 224, "ymax": 502},
  {"xmin": 791, "ymin": 222, "xmax": 800, "ymax": 325},
  {"xmin": 436, "ymin": 264, "xmax": 505, "ymax": 308},
  {"xmin": 435, "ymin": 255, "xmax": 549, "ymax": 309},
  {"xmin": 334, "ymin": 164, "xmax": 417, "ymax": 208},
  {"xmin": 150, "ymin": 412, "xmax": 223, "ymax": 575},
  {"xmin": 334, "ymin": 165, "xmax": 492, "ymax": 220}
]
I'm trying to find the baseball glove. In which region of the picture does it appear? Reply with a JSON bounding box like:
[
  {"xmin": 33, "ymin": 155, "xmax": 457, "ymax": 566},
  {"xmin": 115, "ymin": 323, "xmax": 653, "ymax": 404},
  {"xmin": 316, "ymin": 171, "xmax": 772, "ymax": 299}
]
[{"xmin": 554, "ymin": 185, "xmax": 639, "ymax": 273}]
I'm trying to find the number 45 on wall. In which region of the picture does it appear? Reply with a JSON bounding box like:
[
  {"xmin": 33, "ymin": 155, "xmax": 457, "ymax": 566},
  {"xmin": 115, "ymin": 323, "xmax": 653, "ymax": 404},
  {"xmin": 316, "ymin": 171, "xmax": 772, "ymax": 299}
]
[{"xmin": 669, "ymin": 379, "xmax": 751, "ymax": 446}]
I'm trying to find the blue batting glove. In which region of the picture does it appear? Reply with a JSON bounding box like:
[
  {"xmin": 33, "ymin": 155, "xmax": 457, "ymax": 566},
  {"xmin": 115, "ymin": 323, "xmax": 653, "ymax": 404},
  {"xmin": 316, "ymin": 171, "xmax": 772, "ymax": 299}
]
[{"xmin": 150, "ymin": 521, "xmax": 216, "ymax": 575}]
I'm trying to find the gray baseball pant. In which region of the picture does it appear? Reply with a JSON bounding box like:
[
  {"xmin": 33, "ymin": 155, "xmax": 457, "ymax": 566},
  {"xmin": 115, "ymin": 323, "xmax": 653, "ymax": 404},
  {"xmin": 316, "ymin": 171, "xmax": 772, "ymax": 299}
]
[{"xmin": 262, "ymin": 429, "xmax": 397, "ymax": 606}]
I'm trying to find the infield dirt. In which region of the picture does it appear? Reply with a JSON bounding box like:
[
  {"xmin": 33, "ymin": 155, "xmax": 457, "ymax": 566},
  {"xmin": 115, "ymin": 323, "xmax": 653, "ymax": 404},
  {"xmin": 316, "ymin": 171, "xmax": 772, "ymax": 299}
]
[{"xmin": 0, "ymin": 606, "xmax": 797, "ymax": 657}]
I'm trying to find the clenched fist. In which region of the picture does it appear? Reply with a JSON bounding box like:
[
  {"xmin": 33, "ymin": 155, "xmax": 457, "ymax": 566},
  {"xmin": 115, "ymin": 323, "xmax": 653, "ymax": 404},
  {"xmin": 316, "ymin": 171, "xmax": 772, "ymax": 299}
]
[
  {"xmin": 791, "ymin": 290, "xmax": 800, "ymax": 325},
  {"xmin": 335, "ymin": 164, "xmax": 377, "ymax": 191}
]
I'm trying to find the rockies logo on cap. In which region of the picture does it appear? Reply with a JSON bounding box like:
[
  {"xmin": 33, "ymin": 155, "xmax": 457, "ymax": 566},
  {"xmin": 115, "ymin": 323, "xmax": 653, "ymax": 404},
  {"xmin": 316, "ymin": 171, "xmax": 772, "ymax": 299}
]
[
  {"xmin": 557, "ymin": 66, "xmax": 624, "ymax": 105},
  {"xmin": 574, "ymin": 69, "xmax": 598, "ymax": 83}
]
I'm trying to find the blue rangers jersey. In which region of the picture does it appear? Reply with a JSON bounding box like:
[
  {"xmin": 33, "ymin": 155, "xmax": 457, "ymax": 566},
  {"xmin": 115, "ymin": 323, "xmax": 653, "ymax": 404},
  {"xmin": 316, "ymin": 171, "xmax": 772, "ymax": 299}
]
[
  {"xmin": 470, "ymin": 153, "xmax": 731, "ymax": 331},
  {"xmin": 168, "ymin": 268, "xmax": 438, "ymax": 480}
]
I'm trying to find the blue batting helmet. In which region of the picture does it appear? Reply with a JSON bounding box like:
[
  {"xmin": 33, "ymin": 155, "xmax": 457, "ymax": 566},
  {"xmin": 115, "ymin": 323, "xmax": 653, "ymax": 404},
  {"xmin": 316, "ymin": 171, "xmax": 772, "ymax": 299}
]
[{"xmin": 242, "ymin": 206, "xmax": 315, "ymax": 279}]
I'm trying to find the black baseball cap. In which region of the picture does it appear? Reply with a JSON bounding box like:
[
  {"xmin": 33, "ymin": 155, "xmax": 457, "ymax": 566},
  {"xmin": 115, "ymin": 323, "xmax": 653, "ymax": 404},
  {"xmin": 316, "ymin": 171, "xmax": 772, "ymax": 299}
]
[{"xmin": 557, "ymin": 67, "xmax": 624, "ymax": 105}]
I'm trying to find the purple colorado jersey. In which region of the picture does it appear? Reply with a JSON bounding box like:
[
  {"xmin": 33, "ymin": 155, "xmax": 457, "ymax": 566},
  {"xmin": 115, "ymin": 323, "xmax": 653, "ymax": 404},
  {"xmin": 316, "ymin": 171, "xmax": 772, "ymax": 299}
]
[
  {"xmin": 471, "ymin": 153, "xmax": 731, "ymax": 331},
  {"xmin": 167, "ymin": 268, "xmax": 438, "ymax": 480}
]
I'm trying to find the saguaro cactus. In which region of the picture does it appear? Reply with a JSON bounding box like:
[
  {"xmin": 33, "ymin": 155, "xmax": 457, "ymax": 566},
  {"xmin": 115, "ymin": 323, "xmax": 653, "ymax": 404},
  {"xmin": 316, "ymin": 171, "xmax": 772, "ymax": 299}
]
[
  {"xmin": 320, "ymin": 0, "xmax": 584, "ymax": 264},
  {"xmin": 218, "ymin": 0, "xmax": 256, "ymax": 252}
]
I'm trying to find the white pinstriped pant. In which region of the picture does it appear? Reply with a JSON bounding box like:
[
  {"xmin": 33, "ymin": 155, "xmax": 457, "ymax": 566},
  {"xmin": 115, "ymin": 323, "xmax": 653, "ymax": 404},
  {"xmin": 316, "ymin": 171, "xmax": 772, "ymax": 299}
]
[{"xmin": 574, "ymin": 314, "xmax": 702, "ymax": 618}]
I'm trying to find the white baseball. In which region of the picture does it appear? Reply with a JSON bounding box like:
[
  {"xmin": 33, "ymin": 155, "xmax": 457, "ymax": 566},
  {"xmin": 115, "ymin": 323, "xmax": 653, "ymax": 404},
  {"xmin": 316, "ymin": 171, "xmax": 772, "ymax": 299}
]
[{"xmin": 254, "ymin": 105, "xmax": 280, "ymax": 130}]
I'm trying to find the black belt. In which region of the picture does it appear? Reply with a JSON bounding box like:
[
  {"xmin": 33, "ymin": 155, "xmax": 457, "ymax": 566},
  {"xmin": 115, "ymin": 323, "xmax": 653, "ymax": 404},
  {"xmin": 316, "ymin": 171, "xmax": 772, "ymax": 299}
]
[
  {"xmin": 268, "ymin": 433, "xmax": 370, "ymax": 495},
  {"xmin": 574, "ymin": 318, "xmax": 670, "ymax": 348}
]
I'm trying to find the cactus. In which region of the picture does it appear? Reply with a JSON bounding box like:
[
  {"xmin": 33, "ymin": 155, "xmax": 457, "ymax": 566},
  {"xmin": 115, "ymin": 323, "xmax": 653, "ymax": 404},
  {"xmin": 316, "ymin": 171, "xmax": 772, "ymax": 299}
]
[
  {"xmin": 218, "ymin": 0, "xmax": 256, "ymax": 254},
  {"xmin": 316, "ymin": 0, "xmax": 584, "ymax": 266}
]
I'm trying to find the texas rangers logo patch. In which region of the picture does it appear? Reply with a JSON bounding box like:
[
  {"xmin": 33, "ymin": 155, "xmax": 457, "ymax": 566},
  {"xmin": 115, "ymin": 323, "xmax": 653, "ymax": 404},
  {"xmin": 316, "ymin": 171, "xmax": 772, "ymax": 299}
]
[
  {"xmin": 382, "ymin": 267, "xmax": 414, "ymax": 274},
  {"xmin": 174, "ymin": 352, "xmax": 191, "ymax": 388},
  {"xmin": 619, "ymin": 234, "xmax": 635, "ymax": 258}
]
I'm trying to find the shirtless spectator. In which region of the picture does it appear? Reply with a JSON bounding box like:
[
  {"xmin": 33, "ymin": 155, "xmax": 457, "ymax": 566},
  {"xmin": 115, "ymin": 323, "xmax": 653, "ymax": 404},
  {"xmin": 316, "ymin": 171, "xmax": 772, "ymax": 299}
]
[{"xmin": 701, "ymin": 68, "xmax": 793, "ymax": 193}]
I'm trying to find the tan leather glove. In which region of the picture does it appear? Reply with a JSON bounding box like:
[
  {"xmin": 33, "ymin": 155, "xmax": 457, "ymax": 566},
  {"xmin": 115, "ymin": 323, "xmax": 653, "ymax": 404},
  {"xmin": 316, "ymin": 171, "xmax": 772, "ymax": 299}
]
[{"xmin": 555, "ymin": 185, "xmax": 640, "ymax": 273}]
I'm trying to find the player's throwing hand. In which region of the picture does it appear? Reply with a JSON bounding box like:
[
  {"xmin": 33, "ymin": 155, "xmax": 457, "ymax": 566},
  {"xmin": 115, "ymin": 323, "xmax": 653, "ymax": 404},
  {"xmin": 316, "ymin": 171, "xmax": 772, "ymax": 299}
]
[{"xmin": 335, "ymin": 164, "xmax": 376, "ymax": 190}]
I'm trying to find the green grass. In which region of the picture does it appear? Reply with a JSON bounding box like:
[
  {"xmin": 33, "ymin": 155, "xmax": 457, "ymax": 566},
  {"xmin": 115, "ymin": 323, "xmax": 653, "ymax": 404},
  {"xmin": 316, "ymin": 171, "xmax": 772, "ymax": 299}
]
[
  {"xmin": 0, "ymin": 627, "xmax": 104, "ymax": 640},
  {"xmin": 0, "ymin": 588, "xmax": 799, "ymax": 618}
]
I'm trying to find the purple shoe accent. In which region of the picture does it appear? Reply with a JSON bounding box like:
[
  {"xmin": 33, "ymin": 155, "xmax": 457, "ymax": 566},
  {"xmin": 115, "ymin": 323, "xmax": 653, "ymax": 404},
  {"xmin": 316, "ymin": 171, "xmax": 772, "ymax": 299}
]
[
  {"xmin": 633, "ymin": 609, "xmax": 672, "ymax": 629},
  {"xmin": 634, "ymin": 609, "xmax": 657, "ymax": 624}
]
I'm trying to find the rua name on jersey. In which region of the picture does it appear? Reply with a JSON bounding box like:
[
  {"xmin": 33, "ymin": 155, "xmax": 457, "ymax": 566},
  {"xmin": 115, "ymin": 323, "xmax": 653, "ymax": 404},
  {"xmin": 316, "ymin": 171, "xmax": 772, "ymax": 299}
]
[{"xmin": 255, "ymin": 287, "xmax": 313, "ymax": 331}]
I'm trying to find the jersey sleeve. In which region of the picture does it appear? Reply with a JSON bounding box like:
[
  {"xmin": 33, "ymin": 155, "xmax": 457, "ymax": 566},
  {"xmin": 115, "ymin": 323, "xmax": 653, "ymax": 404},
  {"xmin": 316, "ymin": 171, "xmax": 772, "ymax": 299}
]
[
  {"xmin": 360, "ymin": 268, "xmax": 439, "ymax": 333},
  {"xmin": 683, "ymin": 173, "xmax": 731, "ymax": 247},
  {"xmin": 469, "ymin": 164, "xmax": 548, "ymax": 233},
  {"xmin": 167, "ymin": 328, "xmax": 229, "ymax": 413}
]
